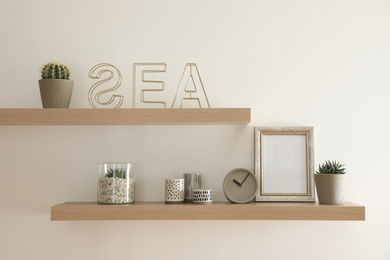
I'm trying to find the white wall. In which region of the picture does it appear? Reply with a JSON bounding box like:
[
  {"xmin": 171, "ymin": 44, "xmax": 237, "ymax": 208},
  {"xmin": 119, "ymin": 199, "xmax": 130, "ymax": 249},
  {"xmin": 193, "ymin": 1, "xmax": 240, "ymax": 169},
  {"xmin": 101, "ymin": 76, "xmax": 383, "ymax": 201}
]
[{"xmin": 1, "ymin": 0, "xmax": 389, "ymax": 259}]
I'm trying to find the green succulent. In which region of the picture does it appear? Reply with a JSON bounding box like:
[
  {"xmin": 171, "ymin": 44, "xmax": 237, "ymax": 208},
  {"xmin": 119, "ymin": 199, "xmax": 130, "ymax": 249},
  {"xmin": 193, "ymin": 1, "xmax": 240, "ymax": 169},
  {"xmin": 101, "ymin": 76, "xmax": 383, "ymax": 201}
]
[
  {"xmin": 105, "ymin": 168, "xmax": 127, "ymax": 178},
  {"xmin": 316, "ymin": 160, "xmax": 346, "ymax": 174},
  {"xmin": 41, "ymin": 62, "xmax": 70, "ymax": 80}
]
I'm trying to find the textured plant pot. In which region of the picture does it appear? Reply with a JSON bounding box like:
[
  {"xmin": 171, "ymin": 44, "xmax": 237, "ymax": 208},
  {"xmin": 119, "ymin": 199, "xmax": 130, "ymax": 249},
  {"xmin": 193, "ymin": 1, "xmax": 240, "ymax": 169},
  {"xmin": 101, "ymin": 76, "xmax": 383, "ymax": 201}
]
[
  {"xmin": 315, "ymin": 174, "xmax": 348, "ymax": 205},
  {"xmin": 39, "ymin": 79, "xmax": 74, "ymax": 108}
]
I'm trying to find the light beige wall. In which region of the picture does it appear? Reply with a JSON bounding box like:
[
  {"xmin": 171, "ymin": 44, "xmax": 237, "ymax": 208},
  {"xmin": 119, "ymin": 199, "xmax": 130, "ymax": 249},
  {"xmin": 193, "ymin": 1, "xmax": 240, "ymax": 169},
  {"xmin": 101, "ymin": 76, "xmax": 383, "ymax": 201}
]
[{"xmin": 1, "ymin": 0, "xmax": 389, "ymax": 259}]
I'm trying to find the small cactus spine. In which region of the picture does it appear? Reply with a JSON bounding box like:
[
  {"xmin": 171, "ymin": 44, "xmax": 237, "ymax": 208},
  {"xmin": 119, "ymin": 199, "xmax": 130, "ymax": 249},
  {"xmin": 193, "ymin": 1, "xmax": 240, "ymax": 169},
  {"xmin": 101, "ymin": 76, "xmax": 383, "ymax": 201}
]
[{"xmin": 41, "ymin": 62, "xmax": 70, "ymax": 80}]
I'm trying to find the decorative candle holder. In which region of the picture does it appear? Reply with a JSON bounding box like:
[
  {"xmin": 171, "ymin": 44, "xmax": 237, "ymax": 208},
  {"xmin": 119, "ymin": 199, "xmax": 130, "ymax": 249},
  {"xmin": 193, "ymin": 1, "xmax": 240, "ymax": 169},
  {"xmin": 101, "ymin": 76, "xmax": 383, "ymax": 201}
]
[
  {"xmin": 165, "ymin": 178, "xmax": 185, "ymax": 204},
  {"xmin": 193, "ymin": 189, "xmax": 213, "ymax": 204},
  {"xmin": 97, "ymin": 162, "xmax": 135, "ymax": 204},
  {"xmin": 183, "ymin": 173, "xmax": 202, "ymax": 203}
]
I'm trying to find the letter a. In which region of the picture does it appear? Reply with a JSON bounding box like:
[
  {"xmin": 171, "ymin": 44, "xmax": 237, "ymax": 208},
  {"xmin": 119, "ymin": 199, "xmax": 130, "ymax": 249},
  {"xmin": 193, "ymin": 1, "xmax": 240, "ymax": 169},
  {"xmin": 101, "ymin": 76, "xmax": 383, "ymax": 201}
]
[{"xmin": 171, "ymin": 63, "xmax": 210, "ymax": 108}]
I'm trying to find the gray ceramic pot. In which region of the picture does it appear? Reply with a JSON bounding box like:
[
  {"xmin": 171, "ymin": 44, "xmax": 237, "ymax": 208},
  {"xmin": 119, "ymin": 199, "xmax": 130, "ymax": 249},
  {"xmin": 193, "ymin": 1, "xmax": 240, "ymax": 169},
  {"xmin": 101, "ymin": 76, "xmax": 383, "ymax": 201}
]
[
  {"xmin": 39, "ymin": 79, "xmax": 74, "ymax": 108},
  {"xmin": 315, "ymin": 174, "xmax": 348, "ymax": 205}
]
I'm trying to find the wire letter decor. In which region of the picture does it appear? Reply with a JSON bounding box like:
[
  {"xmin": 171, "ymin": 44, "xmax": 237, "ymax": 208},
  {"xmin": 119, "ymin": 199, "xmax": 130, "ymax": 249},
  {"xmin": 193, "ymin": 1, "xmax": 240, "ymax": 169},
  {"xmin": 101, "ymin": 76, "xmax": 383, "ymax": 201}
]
[
  {"xmin": 171, "ymin": 63, "xmax": 210, "ymax": 108},
  {"xmin": 88, "ymin": 63, "xmax": 124, "ymax": 108},
  {"xmin": 132, "ymin": 63, "xmax": 167, "ymax": 108}
]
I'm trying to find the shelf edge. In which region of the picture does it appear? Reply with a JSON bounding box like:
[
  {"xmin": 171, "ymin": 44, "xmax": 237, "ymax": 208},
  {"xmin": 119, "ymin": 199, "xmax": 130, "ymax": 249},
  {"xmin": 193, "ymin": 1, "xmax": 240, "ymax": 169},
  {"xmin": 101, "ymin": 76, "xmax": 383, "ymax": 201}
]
[
  {"xmin": 51, "ymin": 202, "xmax": 365, "ymax": 221},
  {"xmin": 0, "ymin": 108, "xmax": 251, "ymax": 125}
]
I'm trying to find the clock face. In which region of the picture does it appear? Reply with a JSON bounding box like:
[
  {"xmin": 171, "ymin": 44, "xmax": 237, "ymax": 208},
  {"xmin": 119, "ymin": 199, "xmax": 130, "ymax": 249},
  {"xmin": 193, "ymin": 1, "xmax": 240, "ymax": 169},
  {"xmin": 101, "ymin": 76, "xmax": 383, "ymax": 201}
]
[{"xmin": 223, "ymin": 168, "xmax": 259, "ymax": 203}]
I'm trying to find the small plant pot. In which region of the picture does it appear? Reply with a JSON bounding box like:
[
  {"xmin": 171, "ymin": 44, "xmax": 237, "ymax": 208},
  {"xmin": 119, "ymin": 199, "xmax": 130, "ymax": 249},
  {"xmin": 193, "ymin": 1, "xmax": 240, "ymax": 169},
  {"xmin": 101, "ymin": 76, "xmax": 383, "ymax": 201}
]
[
  {"xmin": 315, "ymin": 174, "xmax": 348, "ymax": 205},
  {"xmin": 39, "ymin": 79, "xmax": 74, "ymax": 108},
  {"xmin": 98, "ymin": 162, "xmax": 135, "ymax": 204}
]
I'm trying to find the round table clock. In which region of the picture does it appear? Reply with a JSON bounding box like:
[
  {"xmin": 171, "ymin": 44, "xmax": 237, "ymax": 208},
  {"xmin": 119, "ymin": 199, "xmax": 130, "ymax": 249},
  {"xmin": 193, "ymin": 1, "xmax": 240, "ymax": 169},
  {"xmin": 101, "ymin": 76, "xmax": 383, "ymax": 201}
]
[{"xmin": 223, "ymin": 168, "xmax": 259, "ymax": 203}]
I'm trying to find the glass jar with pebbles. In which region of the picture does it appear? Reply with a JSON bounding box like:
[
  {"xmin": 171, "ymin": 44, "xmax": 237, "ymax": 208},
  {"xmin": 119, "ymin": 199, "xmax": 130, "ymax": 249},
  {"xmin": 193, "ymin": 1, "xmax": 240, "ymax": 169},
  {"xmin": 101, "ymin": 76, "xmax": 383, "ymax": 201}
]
[{"xmin": 98, "ymin": 162, "xmax": 135, "ymax": 204}]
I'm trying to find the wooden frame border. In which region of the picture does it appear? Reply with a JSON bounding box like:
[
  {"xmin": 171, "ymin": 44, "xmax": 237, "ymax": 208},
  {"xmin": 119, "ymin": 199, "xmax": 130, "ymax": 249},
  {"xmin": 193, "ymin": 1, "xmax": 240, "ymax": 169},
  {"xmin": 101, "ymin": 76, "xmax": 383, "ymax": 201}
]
[{"xmin": 255, "ymin": 127, "xmax": 315, "ymax": 202}]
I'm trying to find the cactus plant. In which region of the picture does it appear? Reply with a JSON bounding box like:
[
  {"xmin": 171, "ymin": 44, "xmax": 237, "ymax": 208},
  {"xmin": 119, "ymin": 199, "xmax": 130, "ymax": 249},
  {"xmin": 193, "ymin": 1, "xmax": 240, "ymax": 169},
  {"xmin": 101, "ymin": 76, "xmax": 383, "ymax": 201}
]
[
  {"xmin": 316, "ymin": 160, "xmax": 346, "ymax": 174},
  {"xmin": 41, "ymin": 62, "xmax": 70, "ymax": 80},
  {"xmin": 105, "ymin": 168, "xmax": 127, "ymax": 178}
]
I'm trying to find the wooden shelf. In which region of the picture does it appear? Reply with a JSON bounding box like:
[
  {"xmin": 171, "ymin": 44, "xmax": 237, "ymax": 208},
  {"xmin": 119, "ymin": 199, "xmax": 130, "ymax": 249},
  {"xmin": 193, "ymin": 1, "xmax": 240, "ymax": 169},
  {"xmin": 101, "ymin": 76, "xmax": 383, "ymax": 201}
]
[
  {"xmin": 0, "ymin": 108, "xmax": 250, "ymax": 125},
  {"xmin": 51, "ymin": 202, "xmax": 365, "ymax": 221}
]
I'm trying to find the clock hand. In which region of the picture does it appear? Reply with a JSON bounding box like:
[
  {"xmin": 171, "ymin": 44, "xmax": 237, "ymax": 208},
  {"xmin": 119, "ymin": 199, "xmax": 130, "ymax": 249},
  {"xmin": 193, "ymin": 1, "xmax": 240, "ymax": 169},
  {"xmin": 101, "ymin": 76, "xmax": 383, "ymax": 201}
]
[
  {"xmin": 233, "ymin": 179, "xmax": 242, "ymax": 187},
  {"xmin": 240, "ymin": 173, "xmax": 250, "ymax": 186}
]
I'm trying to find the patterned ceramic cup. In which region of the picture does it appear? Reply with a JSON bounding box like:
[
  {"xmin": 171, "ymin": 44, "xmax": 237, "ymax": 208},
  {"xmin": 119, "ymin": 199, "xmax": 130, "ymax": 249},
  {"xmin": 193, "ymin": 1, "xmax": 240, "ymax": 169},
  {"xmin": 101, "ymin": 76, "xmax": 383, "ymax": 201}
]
[
  {"xmin": 193, "ymin": 189, "xmax": 213, "ymax": 204},
  {"xmin": 165, "ymin": 178, "xmax": 185, "ymax": 204}
]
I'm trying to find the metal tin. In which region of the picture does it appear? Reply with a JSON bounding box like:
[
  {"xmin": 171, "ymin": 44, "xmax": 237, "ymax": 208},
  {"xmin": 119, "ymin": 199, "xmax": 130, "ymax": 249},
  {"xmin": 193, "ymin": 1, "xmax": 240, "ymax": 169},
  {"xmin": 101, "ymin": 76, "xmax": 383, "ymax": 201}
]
[{"xmin": 183, "ymin": 173, "xmax": 202, "ymax": 203}]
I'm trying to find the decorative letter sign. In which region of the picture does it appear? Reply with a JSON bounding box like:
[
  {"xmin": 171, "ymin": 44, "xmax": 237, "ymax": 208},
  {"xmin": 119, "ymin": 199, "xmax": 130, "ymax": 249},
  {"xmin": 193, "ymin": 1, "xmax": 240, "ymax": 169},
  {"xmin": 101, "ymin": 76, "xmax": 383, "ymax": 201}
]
[
  {"xmin": 172, "ymin": 63, "xmax": 210, "ymax": 108},
  {"xmin": 88, "ymin": 63, "xmax": 124, "ymax": 108},
  {"xmin": 88, "ymin": 62, "xmax": 210, "ymax": 108},
  {"xmin": 132, "ymin": 63, "xmax": 168, "ymax": 108}
]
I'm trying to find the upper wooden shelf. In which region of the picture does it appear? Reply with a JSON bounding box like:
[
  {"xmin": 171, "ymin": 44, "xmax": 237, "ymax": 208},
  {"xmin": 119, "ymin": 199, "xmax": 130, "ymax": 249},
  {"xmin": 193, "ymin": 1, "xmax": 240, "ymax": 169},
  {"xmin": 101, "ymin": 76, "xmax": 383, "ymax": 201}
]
[
  {"xmin": 51, "ymin": 202, "xmax": 365, "ymax": 221},
  {"xmin": 0, "ymin": 108, "xmax": 250, "ymax": 125}
]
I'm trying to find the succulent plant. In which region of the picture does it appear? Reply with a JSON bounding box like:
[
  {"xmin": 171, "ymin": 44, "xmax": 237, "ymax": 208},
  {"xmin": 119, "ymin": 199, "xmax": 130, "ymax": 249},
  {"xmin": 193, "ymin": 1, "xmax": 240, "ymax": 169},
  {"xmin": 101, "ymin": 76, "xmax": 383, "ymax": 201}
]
[
  {"xmin": 105, "ymin": 168, "xmax": 127, "ymax": 178},
  {"xmin": 316, "ymin": 160, "xmax": 346, "ymax": 174},
  {"xmin": 41, "ymin": 62, "xmax": 70, "ymax": 80}
]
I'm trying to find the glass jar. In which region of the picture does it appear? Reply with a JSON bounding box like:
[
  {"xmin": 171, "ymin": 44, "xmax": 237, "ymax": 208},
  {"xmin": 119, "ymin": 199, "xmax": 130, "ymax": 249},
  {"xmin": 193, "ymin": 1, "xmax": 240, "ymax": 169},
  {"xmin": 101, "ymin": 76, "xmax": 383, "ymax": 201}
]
[{"xmin": 97, "ymin": 162, "xmax": 135, "ymax": 204}]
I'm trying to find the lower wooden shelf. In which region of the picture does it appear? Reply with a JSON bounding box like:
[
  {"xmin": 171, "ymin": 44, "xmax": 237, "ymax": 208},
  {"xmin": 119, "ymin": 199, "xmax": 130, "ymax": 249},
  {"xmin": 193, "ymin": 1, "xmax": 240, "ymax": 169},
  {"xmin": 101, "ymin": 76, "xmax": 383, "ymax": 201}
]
[{"xmin": 51, "ymin": 202, "xmax": 365, "ymax": 221}]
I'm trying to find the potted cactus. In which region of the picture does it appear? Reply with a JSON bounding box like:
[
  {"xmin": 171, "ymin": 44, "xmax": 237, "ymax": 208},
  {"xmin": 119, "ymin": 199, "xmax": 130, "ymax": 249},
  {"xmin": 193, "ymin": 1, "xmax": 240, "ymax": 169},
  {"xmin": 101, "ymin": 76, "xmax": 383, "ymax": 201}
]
[
  {"xmin": 315, "ymin": 160, "xmax": 348, "ymax": 205},
  {"xmin": 38, "ymin": 62, "xmax": 74, "ymax": 108}
]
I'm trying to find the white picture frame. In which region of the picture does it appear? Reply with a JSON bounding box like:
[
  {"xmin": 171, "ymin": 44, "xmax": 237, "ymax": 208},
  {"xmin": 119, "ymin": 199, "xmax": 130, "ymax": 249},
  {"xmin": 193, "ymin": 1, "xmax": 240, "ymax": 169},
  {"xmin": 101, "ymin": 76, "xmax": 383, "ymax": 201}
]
[{"xmin": 255, "ymin": 127, "xmax": 315, "ymax": 202}]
